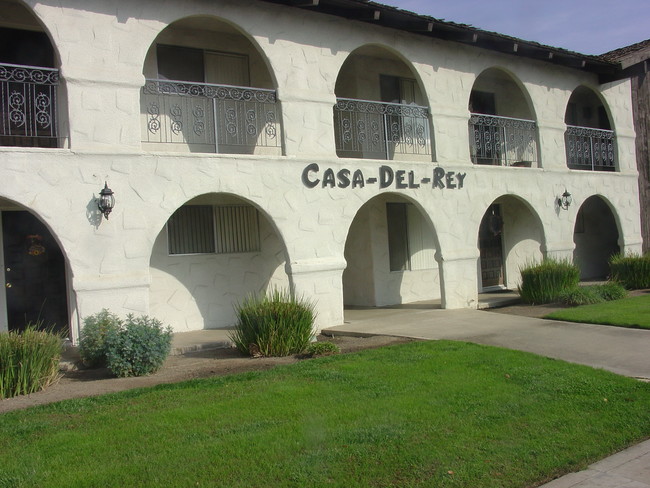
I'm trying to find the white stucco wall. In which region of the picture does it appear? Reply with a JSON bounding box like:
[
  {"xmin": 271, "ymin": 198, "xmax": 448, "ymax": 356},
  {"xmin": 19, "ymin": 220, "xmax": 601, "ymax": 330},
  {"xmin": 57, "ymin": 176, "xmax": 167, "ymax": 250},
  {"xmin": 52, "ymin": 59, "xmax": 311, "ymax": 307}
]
[{"xmin": 0, "ymin": 0, "xmax": 642, "ymax": 339}]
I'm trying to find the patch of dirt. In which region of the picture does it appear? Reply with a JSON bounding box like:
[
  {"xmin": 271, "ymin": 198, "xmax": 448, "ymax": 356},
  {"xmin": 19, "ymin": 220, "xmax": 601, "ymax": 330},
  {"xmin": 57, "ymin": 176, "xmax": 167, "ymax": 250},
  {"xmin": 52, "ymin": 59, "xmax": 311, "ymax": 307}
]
[{"xmin": 0, "ymin": 335, "xmax": 414, "ymax": 414}]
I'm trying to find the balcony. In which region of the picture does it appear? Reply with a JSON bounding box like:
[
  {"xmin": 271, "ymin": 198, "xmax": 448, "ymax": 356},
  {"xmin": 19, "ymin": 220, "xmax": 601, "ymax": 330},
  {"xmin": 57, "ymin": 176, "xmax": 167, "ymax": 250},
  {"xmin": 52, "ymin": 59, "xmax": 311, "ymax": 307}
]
[
  {"xmin": 333, "ymin": 98, "xmax": 431, "ymax": 160},
  {"xmin": 469, "ymin": 113, "xmax": 538, "ymax": 167},
  {"xmin": 0, "ymin": 62, "xmax": 58, "ymax": 148},
  {"xmin": 141, "ymin": 79, "xmax": 281, "ymax": 155},
  {"xmin": 565, "ymin": 125, "xmax": 616, "ymax": 171}
]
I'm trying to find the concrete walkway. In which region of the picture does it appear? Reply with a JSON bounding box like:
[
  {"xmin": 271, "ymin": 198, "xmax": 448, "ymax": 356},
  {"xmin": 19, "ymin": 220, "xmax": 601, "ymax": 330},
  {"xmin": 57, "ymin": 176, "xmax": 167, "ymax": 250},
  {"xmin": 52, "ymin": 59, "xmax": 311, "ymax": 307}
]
[
  {"xmin": 322, "ymin": 303, "xmax": 650, "ymax": 487},
  {"xmin": 325, "ymin": 306, "xmax": 650, "ymax": 379}
]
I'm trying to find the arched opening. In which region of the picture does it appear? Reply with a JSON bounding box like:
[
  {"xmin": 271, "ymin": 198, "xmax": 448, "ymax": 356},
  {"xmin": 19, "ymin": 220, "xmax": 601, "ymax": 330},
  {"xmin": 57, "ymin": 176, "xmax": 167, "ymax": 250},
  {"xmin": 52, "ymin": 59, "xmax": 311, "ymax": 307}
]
[
  {"xmin": 0, "ymin": 0, "xmax": 62, "ymax": 148},
  {"xmin": 478, "ymin": 196, "xmax": 544, "ymax": 291},
  {"xmin": 141, "ymin": 16, "xmax": 281, "ymax": 155},
  {"xmin": 573, "ymin": 196, "xmax": 620, "ymax": 279},
  {"xmin": 148, "ymin": 193, "xmax": 290, "ymax": 332},
  {"xmin": 468, "ymin": 68, "xmax": 539, "ymax": 167},
  {"xmin": 343, "ymin": 194, "xmax": 441, "ymax": 307},
  {"xmin": 333, "ymin": 45, "xmax": 433, "ymax": 161},
  {"xmin": 0, "ymin": 198, "xmax": 70, "ymax": 336},
  {"xmin": 564, "ymin": 86, "xmax": 616, "ymax": 171}
]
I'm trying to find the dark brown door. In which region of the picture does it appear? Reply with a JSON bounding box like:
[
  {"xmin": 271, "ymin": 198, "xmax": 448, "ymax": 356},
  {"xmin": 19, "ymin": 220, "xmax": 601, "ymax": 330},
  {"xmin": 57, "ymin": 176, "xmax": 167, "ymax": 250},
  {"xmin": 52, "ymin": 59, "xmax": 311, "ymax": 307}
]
[
  {"xmin": 2, "ymin": 211, "xmax": 68, "ymax": 333},
  {"xmin": 479, "ymin": 205, "xmax": 504, "ymax": 288}
]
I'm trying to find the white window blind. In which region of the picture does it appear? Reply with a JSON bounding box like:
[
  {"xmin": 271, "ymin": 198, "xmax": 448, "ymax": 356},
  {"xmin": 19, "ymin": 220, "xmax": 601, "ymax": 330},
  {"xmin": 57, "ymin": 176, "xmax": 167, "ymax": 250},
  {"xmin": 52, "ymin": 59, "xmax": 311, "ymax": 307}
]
[
  {"xmin": 215, "ymin": 205, "xmax": 260, "ymax": 254},
  {"xmin": 386, "ymin": 203, "xmax": 436, "ymax": 271}
]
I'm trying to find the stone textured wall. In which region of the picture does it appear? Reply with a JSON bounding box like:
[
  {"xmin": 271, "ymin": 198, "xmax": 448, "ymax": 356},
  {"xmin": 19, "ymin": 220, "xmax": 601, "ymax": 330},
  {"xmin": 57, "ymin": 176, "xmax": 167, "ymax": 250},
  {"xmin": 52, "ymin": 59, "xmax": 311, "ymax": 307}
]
[{"xmin": 0, "ymin": 0, "xmax": 642, "ymax": 338}]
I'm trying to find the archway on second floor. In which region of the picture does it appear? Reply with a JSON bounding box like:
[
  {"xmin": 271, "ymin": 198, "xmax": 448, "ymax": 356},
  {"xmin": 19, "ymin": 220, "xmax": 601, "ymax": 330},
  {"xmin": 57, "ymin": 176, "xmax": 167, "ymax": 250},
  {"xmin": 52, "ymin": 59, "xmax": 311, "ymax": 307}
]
[
  {"xmin": 0, "ymin": 0, "xmax": 63, "ymax": 149},
  {"xmin": 564, "ymin": 86, "xmax": 617, "ymax": 172},
  {"xmin": 573, "ymin": 195, "xmax": 620, "ymax": 279},
  {"xmin": 333, "ymin": 44, "xmax": 433, "ymax": 162},
  {"xmin": 343, "ymin": 193, "xmax": 441, "ymax": 308},
  {"xmin": 140, "ymin": 16, "xmax": 282, "ymax": 156},
  {"xmin": 468, "ymin": 68, "xmax": 539, "ymax": 168}
]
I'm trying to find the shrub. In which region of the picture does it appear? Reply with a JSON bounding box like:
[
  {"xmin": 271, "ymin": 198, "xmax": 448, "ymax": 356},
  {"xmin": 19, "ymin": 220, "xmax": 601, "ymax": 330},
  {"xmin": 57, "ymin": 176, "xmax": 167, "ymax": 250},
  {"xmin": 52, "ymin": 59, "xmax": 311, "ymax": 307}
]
[
  {"xmin": 0, "ymin": 325, "xmax": 62, "ymax": 399},
  {"xmin": 518, "ymin": 258, "xmax": 580, "ymax": 304},
  {"xmin": 610, "ymin": 253, "xmax": 650, "ymax": 289},
  {"xmin": 104, "ymin": 315, "xmax": 173, "ymax": 378},
  {"xmin": 558, "ymin": 282, "xmax": 627, "ymax": 307},
  {"xmin": 305, "ymin": 341, "xmax": 340, "ymax": 357},
  {"xmin": 78, "ymin": 309, "xmax": 122, "ymax": 367},
  {"xmin": 230, "ymin": 288, "xmax": 316, "ymax": 357},
  {"xmin": 594, "ymin": 281, "xmax": 628, "ymax": 301},
  {"xmin": 558, "ymin": 286, "xmax": 603, "ymax": 306}
]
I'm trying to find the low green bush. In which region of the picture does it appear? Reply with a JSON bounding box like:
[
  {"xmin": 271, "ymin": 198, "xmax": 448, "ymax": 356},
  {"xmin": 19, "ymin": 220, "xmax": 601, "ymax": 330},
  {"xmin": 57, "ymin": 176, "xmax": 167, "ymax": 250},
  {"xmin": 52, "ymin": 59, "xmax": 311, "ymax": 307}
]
[
  {"xmin": 558, "ymin": 282, "xmax": 627, "ymax": 307},
  {"xmin": 595, "ymin": 281, "xmax": 628, "ymax": 301},
  {"xmin": 78, "ymin": 309, "xmax": 122, "ymax": 367},
  {"xmin": 0, "ymin": 325, "xmax": 62, "ymax": 399},
  {"xmin": 305, "ymin": 341, "xmax": 340, "ymax": 357},
  {"xmin": 104, "ymin": 315, "xmax": 173, "ymax": 378},
  {"xmin": 230, "ymin": 288, "xmax": 316, "ymax": 357},
  {"xmin": 518, "ymin": 259, "xmax": 580, "ymax": 304},
  {"xmin": 558, "ymin": 287, "xmax": 603, "ymax": 306},
  {"xmin": 610, "ymin": 253, "xmax": 650, "ymax": 289}
]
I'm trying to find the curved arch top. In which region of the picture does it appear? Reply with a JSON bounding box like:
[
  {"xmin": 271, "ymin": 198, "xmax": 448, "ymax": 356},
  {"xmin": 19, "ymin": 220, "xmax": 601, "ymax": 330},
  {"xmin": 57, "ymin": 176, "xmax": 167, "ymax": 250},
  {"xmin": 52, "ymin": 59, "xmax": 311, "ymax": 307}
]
[{"xmin": 333, "ymin": 43, "xmax": 435, "ymax": 161}]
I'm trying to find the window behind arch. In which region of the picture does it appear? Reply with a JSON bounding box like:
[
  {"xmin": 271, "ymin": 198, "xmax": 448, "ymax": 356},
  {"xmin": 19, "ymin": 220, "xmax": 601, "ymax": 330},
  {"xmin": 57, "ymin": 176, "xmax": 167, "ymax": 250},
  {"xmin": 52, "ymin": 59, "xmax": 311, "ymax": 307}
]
[
  {"xmin": 168, "ymin": 205, "xmax": 260, "ymax": 255},
  {"xmin": 386, "ymin": 203, "xmax": 436, "ymax": 272}
]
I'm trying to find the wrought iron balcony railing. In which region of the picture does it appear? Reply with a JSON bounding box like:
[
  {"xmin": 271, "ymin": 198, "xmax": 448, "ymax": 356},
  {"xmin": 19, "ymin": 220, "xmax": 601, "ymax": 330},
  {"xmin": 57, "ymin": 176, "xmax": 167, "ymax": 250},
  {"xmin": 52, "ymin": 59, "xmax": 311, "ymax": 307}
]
[
  {"xmin": 0, "ymin": 62, "xmax": 59, "ymax": 147},
  {"xmin": 469, "ymin": 113, "xmax": 538, "ymax": 167},
  {"xmin": 565, "ymin": 125, "xmax": 616, "ymax": 171},
  {"xmin": 141, "ymin": 79, "xmax": 281, "ymax": 154},
  {"xmin": 333, "ymin": 98, "xmax": 431, "ymax": 160}
]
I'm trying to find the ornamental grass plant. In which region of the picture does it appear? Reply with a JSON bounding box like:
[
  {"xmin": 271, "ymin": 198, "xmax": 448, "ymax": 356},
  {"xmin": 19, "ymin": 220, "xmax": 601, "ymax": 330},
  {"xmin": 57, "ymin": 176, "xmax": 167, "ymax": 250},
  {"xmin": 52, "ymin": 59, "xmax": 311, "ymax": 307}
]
[
  {"xmin": 0, "ymin": 325, "xmax": 62, "ymax": 399},
  {"xmin": 610, "ymin": 252, "xmax": 650, "ymax": 289},
  {"xmin": 518, "ymin": 258, "xmax": 580, "ymax": 304},
  {"xmin": 230, "ymin": 288, "xmax": 316, "ymax": 357}
]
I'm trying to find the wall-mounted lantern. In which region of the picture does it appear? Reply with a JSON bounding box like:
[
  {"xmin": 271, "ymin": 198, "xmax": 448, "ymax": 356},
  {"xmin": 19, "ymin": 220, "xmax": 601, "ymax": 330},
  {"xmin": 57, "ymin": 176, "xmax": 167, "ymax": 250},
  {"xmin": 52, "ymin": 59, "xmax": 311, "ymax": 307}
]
[
  {"xmin": 97, "ymin": 182, "xmax": 115, "ymax": 220},
  {"xmin": 558, "ymin": 189, "xmax": 572, "ymax": 211}
]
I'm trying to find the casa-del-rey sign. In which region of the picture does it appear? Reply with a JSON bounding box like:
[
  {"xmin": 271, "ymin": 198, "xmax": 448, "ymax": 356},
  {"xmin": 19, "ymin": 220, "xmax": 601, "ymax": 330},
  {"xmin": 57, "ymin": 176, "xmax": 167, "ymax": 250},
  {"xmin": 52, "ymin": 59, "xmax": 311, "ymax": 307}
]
[{"xmin": 301, "ymin": 164, "xmax": 467, "ymax": 190}]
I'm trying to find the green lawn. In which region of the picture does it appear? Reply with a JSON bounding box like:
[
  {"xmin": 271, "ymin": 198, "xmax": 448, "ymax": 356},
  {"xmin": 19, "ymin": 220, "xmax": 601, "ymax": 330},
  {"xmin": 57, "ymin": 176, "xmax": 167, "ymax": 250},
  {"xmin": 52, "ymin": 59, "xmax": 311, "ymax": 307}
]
[
  {"xmin": 1, "ymin": 341, "xmax": 650, "ymax": 488},
  {"xmin": 545, "ymin": 294, "xmax": 650, "ymax": 329}
]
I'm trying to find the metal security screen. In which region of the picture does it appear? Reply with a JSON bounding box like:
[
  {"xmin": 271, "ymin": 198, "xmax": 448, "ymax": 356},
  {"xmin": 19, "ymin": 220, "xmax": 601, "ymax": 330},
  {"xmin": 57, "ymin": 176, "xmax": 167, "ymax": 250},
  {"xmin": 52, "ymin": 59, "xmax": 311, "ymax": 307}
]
[{"xmin": 168, "ymin": 205, "xmax": 215, "ymax": 255}]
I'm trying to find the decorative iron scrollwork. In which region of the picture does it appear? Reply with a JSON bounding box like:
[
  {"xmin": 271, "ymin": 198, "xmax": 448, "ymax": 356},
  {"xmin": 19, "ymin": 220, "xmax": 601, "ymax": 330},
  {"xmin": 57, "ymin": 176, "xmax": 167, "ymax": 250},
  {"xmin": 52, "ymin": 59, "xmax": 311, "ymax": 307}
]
[{"xmin": 334, "ymin": 98, "xmax": 431, "ymax": 158}]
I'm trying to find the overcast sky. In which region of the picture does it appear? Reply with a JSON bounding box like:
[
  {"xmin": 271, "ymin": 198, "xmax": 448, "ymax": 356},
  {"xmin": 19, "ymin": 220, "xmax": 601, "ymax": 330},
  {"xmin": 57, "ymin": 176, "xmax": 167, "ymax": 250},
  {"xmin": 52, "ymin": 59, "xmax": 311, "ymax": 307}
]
[{"xmin": 383, "ymin": 0, "xmax": 649, "ymax": 55}]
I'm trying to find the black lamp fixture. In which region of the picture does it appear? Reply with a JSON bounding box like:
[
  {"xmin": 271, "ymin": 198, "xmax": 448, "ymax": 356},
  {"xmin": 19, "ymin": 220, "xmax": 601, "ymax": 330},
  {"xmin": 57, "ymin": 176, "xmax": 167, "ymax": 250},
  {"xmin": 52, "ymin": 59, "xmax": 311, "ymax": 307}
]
[
  {"xmin": 558, "ymin": 189, "xmax": 572, "ymax": 211},
  {"xmin": 97, "ymin": 182, "xmax": 115, "ymax": 220}
]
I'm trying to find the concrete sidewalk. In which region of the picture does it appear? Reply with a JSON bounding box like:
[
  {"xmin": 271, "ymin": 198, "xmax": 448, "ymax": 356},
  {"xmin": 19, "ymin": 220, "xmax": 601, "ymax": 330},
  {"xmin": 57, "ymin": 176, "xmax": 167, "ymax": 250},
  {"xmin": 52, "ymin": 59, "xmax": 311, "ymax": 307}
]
[
  {"xmin": 325, "ymin": 307, "xmax": 650, "ymax": 379},
  {"xmin": 323, "ymin": 304, "xmax": 650, "ymax": 487}
]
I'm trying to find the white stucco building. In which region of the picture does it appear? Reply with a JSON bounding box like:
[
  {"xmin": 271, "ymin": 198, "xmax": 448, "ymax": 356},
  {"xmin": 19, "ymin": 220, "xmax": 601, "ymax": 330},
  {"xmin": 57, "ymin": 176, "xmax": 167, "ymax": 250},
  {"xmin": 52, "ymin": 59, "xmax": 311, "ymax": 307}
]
[{"xmin": 0, "ymin": 0, "xmax": 642, "ymax": 342}]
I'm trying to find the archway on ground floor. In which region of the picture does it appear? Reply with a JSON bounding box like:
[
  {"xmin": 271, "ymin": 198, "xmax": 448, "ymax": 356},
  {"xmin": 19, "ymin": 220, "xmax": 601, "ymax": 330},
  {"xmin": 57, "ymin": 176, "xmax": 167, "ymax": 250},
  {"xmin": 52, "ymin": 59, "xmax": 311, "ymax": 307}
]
[
  {"xmin": 343, "ymin": 193, "xmax": 441, "ymax": 307},
  {"xmin": 477, "ymin": 196, "xmax": 544, "ymax": 291},
  {"xmin": 0, "ymin": 198, "xmax": 70, "ymax": 335},
  {"xmin": 573, "ymin": 196, "xmax": 620, "ymax": 280},
  {"xmin": 148, "ymin": 193, "xmax": 290, "ymax": 332}
]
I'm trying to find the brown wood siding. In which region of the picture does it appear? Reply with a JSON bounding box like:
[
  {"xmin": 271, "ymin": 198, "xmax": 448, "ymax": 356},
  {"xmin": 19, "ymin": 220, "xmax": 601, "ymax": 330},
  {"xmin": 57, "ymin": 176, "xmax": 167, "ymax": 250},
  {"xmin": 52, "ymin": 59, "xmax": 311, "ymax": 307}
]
[{"xmin": 631, "ymin": 65, "xmax": 650, "ymax": 253}]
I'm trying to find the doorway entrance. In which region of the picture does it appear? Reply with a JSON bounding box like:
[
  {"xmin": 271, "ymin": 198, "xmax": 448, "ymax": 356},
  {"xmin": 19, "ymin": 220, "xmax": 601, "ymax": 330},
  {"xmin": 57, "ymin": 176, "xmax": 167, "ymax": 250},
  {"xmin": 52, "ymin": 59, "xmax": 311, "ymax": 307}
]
[
  {"xmin": 2, "ymin": 211, "xmax": 69, "ymax": 333},
  {"xmin": 479, "ymin": 205, "xmax": 504, "ymax": 288}
]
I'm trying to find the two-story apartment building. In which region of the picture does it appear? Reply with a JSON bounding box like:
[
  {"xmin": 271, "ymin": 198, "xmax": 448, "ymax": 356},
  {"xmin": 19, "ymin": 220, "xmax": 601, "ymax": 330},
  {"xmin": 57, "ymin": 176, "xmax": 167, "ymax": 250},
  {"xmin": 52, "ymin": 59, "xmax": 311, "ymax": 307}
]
[{"xmin": 0, "ymin": 0, "xmax": 642, "ymax": 342}]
